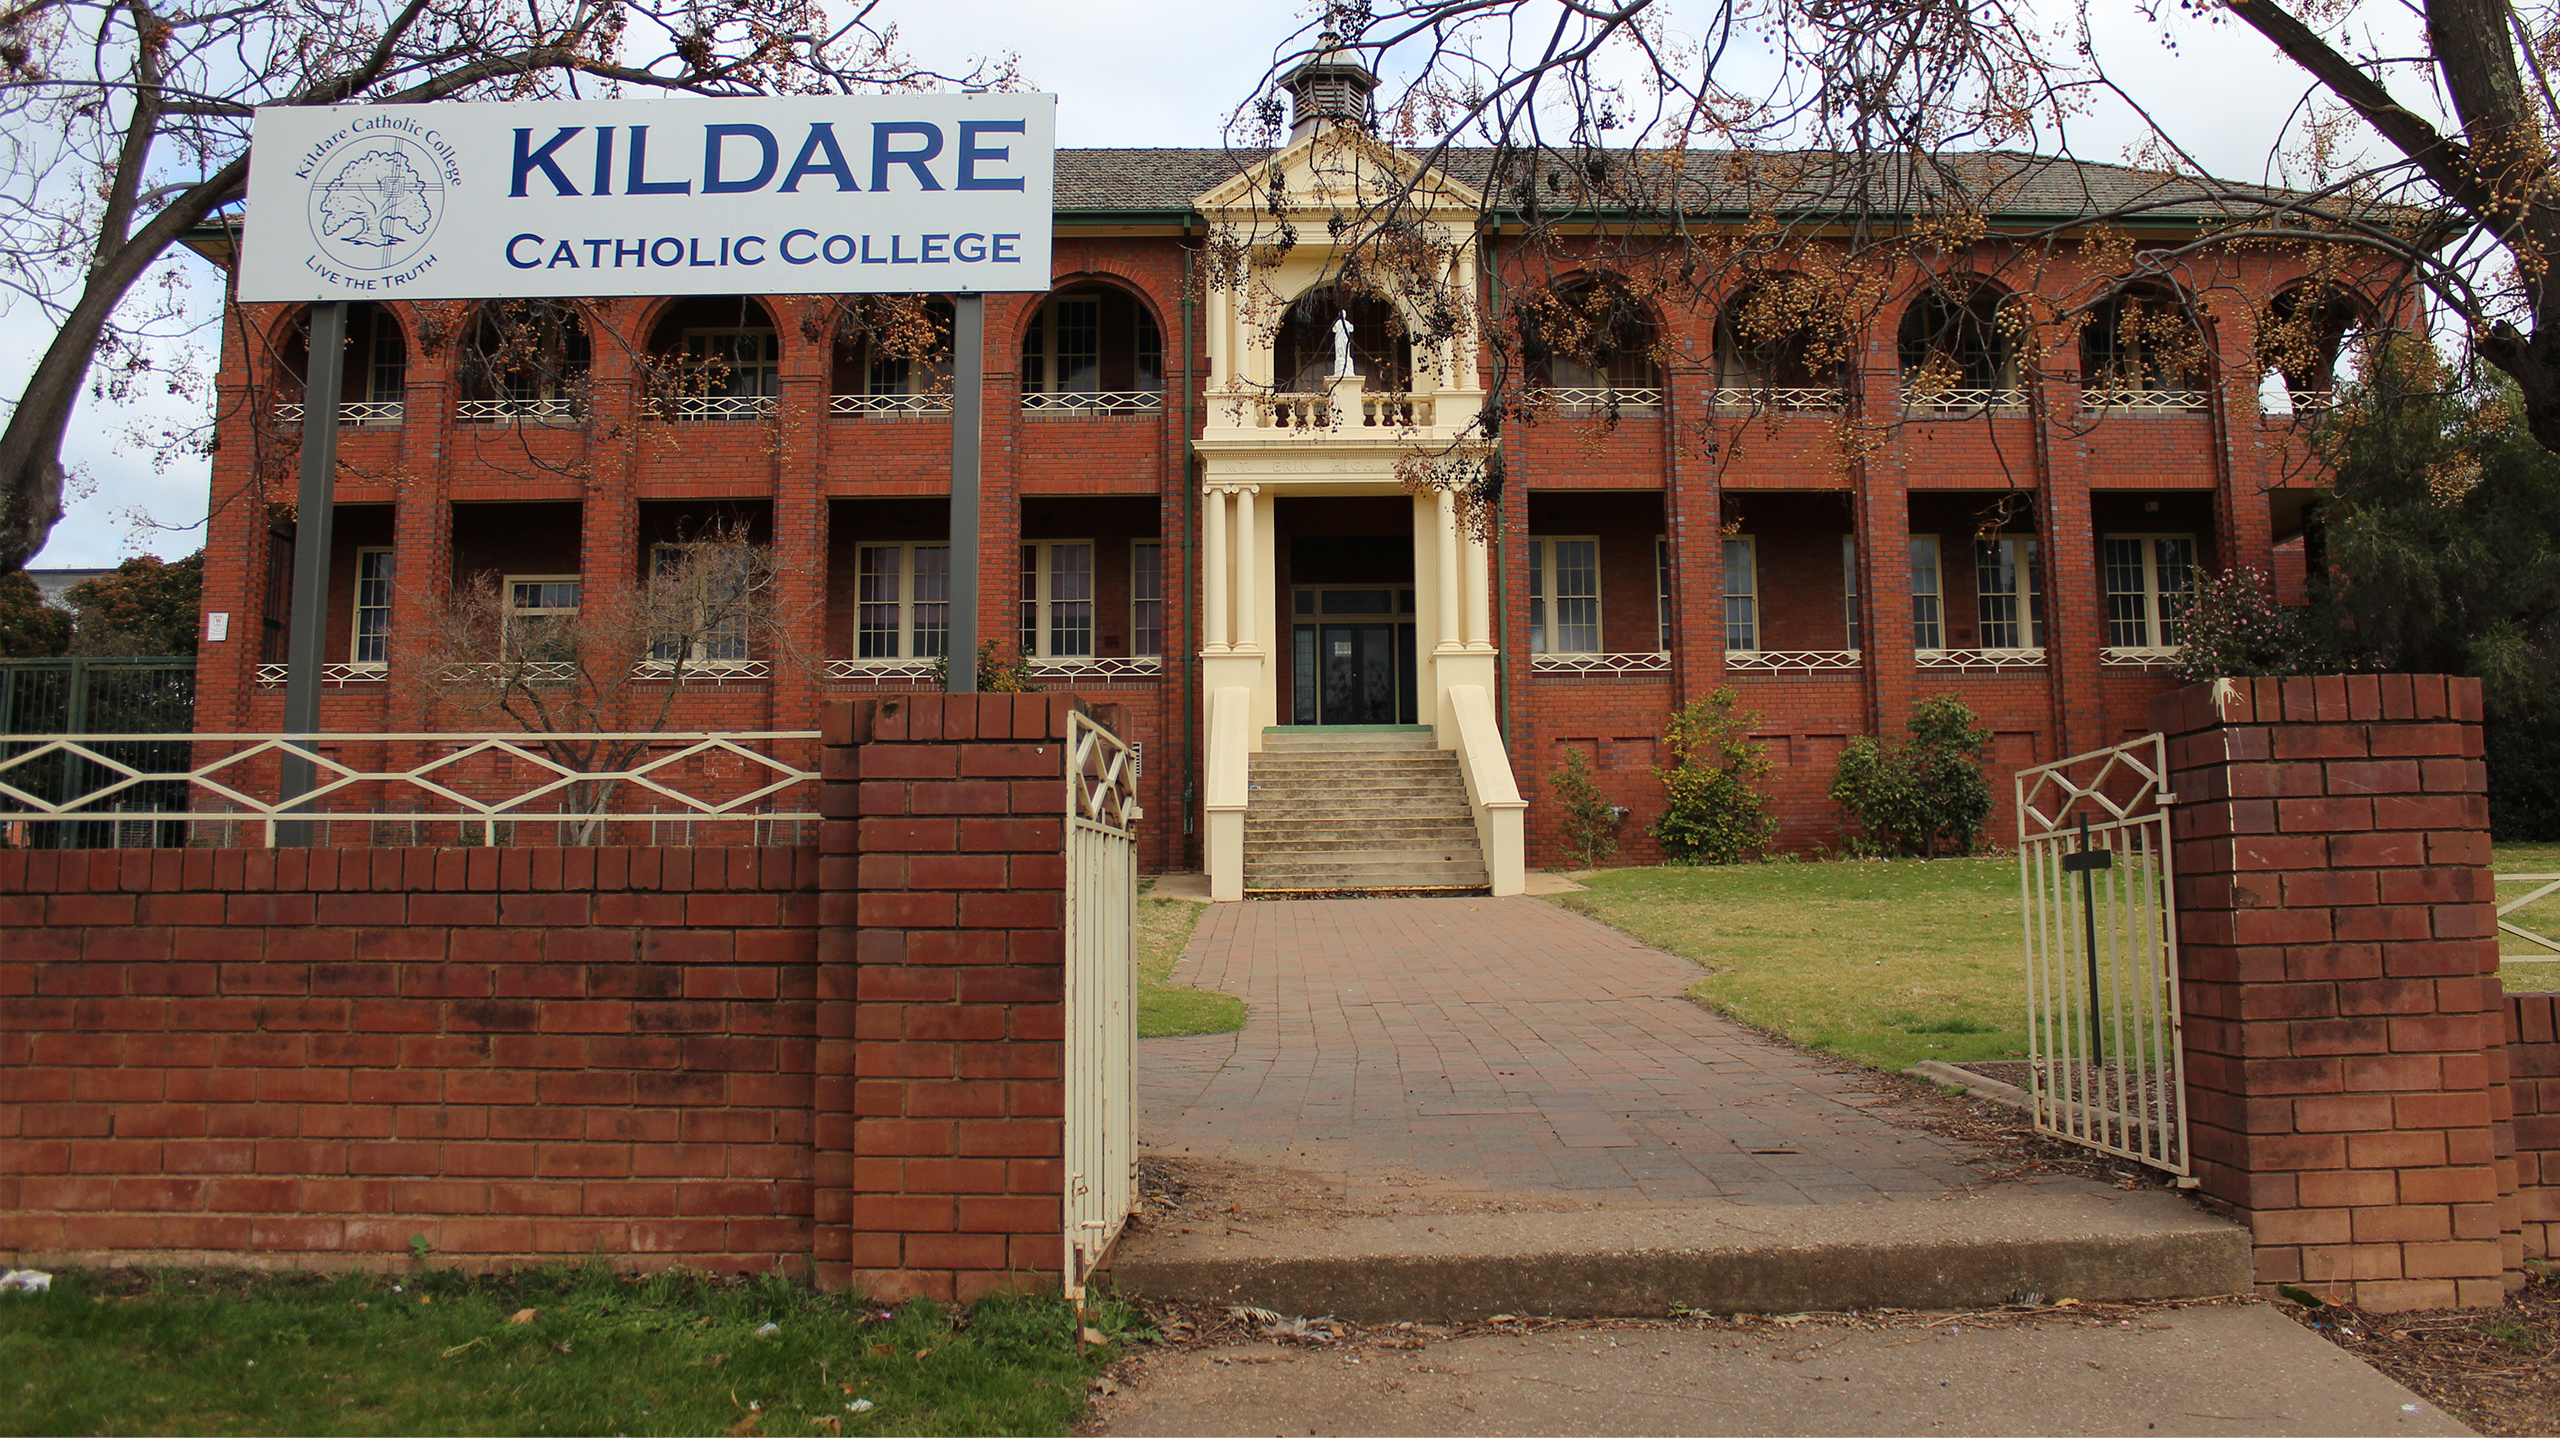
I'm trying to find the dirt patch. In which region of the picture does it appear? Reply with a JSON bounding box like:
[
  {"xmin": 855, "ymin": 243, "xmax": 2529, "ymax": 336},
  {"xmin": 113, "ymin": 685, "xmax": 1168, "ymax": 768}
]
[
  {"xmin": 2277, "ymin": 1271, "xmax": 2560, "ymax": 1438},
  {"xmin": 1130, "ymin": 1156, "xmax": 1588, "ymax": 1231}
]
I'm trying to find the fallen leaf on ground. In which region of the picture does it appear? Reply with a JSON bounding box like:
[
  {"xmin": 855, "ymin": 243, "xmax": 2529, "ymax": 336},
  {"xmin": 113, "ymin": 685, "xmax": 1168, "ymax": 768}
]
[
  {"xmin": 508, "ymin": 1309, "xmax": 539, "ymax": 1324},
  {"xmin": 1080, "ymin": 1328, "xmax": 1108, "ymax": 1345},
  {"xmin": 722, "ymin": 1418, "xmax": 761, "ymax": 1437}
]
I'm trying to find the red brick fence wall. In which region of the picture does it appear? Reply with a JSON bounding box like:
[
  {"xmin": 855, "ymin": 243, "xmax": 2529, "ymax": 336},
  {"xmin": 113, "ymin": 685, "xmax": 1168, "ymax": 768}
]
[
  {"xmin": 1, "ymin": 695, "xmax": 1095, "ymax": 1301},
  {"xmin": 2156, "ymin": 675, "xmax": 2554, "ymax": 1309},
  {"xmin": 4, "ymin": 683, "xmax": 2554, "ymax": 1312}
]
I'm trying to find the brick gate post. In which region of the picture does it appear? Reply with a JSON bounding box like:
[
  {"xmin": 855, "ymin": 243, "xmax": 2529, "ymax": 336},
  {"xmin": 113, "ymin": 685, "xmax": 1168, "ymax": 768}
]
[
  {"xmin": 2154, "ymin": 675, "xmax": 2516, "ymax": 1310},
  {"xmin": 813, "ymin": 694, "xmax": 1075, "ymax": 1301}
]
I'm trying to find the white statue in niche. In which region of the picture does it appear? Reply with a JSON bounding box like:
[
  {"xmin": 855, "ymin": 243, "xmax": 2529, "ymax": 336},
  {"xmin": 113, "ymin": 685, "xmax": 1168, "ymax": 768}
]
[{"xmin": 1329, "ymin": 310, "xmax": 1357, "ymax": 379}]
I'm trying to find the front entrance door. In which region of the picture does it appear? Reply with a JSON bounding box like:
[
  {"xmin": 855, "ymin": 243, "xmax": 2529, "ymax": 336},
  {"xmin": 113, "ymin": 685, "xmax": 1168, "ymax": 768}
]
[{"xmin": 1290, "ymin": 586, "xmax": 1419, "ymax": 725}]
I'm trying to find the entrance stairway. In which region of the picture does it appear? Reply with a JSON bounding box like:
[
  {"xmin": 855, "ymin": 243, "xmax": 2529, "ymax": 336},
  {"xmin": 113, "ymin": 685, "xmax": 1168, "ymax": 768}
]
[{"xmin": 1243, "ymin": 727, "xmax": 1489, "ymax": 893}]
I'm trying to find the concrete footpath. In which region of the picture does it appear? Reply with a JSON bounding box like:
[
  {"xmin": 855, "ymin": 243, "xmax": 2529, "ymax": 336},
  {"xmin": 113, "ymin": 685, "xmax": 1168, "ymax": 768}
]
[{"xmin": 1090, "ymin": 1303, "xmax": 2474, "ymax": 1438}]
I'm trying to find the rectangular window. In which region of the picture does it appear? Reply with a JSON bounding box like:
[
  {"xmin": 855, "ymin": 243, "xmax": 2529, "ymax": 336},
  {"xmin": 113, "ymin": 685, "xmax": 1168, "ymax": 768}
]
[
  {"xmin": 1527, "ymin": 536, "xmax": 1600, "ymax": 654},
  {"xmin": 1974, "ymin": 536, "xmax": 2045, "ymax": 650},
  {"xmin": 683, "ymin": 328, "xmax": 780, "ymax": 398},
  {"xmin": 504, "ymin": 575, "xmax": 582, "ymax": 662},
  {"xmin": 367, "ymin": 314, "xmax": 405, "ymax": 405},
  {"xmin": 1655, "ymin": 536, "xmax": 1672, "ymax": 652},
  {"xmin": 1055, "ymin": 297, "xmax": 1100, "ymax": 393},
  {"xmin": 1136, "ymin": 313, "xmax": 1164, "ymax": 392},
  {"xmin": 1020, "ymin": 541, "xmax": 1095, "ymax": 658},
  {"xmin": 1131, "ymin": 541, "xmax": 1164, "ymax": 657},
  {"xmin": 1722, "ymin": 536, "xmax": 1758, "ymax": 651},
  {"xmin": 2103, "ymin": 534, "xmax": 2198, "ymax": 647},
  {"xmin": 351, "ymin": 548, "xmax": 394, "ymax": 665},
  {"xmin": 1910, "ymin": 537, "xmax": 1943, "ymax": 649},
  {"xmin": 856, "ymin": 543, "xmax": 949, "ymax": 659},
  {"xmin": 650, "ymin": 544, "xmax": 753, "ymax": 663},
  {"xmin": 1841, "ymin": 536, "xmax": 1861, "ymax": 651}
]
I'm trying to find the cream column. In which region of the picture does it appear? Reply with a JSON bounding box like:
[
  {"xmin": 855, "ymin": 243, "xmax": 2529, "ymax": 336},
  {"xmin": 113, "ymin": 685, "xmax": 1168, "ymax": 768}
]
[
  {"xmin": 1462, "ymin": 511, "xmax": 1493, "ymax": 651},
  {"xmin": 1231, "ymin": 483, "xmax": 1261, "ymax": 652},
  {"xmin": 1435, "ymin": 487, "xmax": 1462, "ymax": 650},
  {"xmin": 1203, "ymin": 484, "xmax": 1230, "ymax": 651}
]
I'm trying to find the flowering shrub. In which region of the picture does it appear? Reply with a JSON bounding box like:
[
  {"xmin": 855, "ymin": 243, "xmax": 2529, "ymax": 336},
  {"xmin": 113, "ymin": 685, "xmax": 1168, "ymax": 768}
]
[
  {"xmin": 2167, "ymin": 567, "xmax": 2329, "ymax": 684},
  {"xmin": 1548, "ymin": 744, "xmax": 1620, "ymax": 869}
]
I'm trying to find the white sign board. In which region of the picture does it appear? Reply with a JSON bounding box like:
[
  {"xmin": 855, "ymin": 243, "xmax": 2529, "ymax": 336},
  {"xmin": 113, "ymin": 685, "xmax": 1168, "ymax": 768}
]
[{"xmin": 237, "ymin": 93, "xmax": 1055, "ymax": 302}]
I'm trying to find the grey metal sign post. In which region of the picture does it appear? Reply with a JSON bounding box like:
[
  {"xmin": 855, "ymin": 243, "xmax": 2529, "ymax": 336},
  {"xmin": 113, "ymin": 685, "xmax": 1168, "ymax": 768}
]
[
  {"xmin": 948, "ymin": 293, "xmax": 983, "ymax": 693},
  {"xmin": 277, "ymin": 299, "xmax": 346, "ymax": 845}
]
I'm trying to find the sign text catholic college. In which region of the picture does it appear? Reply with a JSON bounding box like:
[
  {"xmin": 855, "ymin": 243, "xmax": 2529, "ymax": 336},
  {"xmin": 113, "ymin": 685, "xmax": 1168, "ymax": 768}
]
[{"xmin": 237, "ymin": 93, "xmax": 1057, "ymax": 302}]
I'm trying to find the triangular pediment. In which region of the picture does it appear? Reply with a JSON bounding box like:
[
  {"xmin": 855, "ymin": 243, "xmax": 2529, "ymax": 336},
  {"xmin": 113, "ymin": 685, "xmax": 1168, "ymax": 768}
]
[{"xmin": 1193, "ymin": 127, "xmax": 1484, "ymax": 221}]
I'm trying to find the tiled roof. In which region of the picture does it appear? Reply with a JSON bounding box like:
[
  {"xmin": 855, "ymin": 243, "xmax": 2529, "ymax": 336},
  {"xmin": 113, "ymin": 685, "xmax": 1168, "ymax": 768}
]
[{"xmin": 1056, "ymin": 146, "xmax": 2313, "ymax": 224}]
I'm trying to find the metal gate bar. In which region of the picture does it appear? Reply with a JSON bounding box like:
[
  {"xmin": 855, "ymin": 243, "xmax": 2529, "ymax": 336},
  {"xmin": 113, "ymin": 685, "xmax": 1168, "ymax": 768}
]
[
  {"xmin": 2016, "ymin": 734, "xmax": 2191, "ymax": 1177},
  {"xmin": 1062, "ymin": 710, "xmax": 1140, "ymax": 1302}
]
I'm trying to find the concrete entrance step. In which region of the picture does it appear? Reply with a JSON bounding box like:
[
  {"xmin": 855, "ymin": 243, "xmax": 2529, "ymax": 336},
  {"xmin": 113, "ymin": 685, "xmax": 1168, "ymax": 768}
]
[{"xmin": 1106, "ymin": 1187, "xmax": 2251, "ymax": 1323}]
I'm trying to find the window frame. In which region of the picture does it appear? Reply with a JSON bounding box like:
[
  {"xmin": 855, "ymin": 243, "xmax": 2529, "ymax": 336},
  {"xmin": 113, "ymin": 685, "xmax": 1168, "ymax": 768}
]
[
  {"xmin": 350, "ymin": 546, "xmax": 394, "ymax": 667},
  {"xmin": 1130, "ymin": 539, "xmax": 1164, "ymax": 657},
  {"xmin": 2102, "ymin": 532, "xmax": 2199, "ymax": 648},
  {"xmin": 648, "ymin": 543, "xmax": 755, "ymax": 665},
  {"xmin": 1722, "ymin": 535, "xmax": 1759, "ymax": 652},
  {"xmin": 680, "ymin": 325, "xmax": 781, "ymax": 399},
  {"xmin": 1654, "ymin": 535, "xmax": 1672, "ymax": 653},
  {"xmin": 1910, "ymin": 536, "xmax": 1943, "ymax": 649},
  {"xmin": 1841, "ymin": 536, "xmax": 1861, "ymax": 652},
  {"xmin": 502, "ymin": 573, "xmax": 583, "ymax": 663},
  {"xmin": 1019, "ymin": 539, "xmax": 1097, "ymax": 660},
  {"xmin": 854, "ymin": 541, "xmax": 951, "ymax": 661},
  {"xmin": 1526, "ymin": 534, "xmax": 1603, "ymax": 655},
  {"xmin": 1973, "ymin": 535, "xmax": 2046, "ymax": 650}
]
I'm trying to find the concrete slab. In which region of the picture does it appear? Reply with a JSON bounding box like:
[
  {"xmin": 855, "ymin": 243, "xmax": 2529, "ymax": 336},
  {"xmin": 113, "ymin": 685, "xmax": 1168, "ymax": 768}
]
[
  {"xmin": 1148, "ymin": 872, "xmax": 1213, "ymax": 904},
  {"xmin": 1111, "ymin": 1187, "xmax": 2250, "ymax": 1322},
  {"xmin": 1092, "ymin": 1304, "xmax": 2474, "ymax": 1437}
]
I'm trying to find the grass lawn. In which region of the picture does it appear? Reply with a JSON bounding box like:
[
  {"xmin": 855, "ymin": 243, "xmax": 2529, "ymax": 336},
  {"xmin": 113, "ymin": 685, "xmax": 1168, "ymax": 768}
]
[
  {"xmin": 1555, "ymin": 842, "xmax": 2560, "ymax": 1072},
  {"xmin": 1135, "ymin": 891, "xmax": 1242, "ymax": 1039},
  {"xmin": 1553, "ymin": 857, "xmax": 2027, "ymax": 1072},
  {"xmin": 0, "ymin": 1265, "xmax": 1131, "ymax": 1438},
  {"xmin": 2493, "ymin": 843, "xmax": 2560, "ymax": 984}
]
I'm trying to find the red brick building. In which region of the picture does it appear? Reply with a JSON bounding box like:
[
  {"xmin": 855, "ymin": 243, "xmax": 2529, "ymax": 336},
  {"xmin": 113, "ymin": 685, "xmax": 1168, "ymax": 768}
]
[{"xmin": 186, "ymin": 81, "xmax": 2352, "ymax": 896}]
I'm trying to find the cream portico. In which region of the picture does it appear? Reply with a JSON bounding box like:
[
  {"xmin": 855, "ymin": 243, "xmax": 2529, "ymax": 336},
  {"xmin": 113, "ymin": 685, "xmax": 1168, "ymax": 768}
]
[{"xmin": 1190, "ymin": 122, "xmax": 1525, "ymax": 901}]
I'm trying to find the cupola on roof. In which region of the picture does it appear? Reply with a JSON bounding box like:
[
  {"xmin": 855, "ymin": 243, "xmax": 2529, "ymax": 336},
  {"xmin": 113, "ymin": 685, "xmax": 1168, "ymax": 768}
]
[{"xmin": 1281, "ymin": 31, "xmax": 1378, "ymax": 142}]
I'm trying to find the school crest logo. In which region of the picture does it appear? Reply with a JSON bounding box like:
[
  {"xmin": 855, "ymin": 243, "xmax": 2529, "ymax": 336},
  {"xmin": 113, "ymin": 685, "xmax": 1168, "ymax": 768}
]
[{"xmin": 305, "ymin": 131, "xmax": 447, "ymax": 273}]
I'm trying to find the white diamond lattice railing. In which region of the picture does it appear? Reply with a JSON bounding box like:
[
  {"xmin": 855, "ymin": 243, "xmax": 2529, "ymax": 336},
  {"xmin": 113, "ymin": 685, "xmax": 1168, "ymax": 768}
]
[{"xmin": 0, "ymin": 731, "xmax": 820, "ymax": 849}]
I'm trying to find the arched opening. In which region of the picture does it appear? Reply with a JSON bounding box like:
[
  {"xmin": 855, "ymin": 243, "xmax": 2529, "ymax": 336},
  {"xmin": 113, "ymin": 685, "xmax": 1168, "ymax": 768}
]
[
  {"xmin": 2257, "ymin": 284, "xmax": 2365, "ymax": 414},
  {"xmin": 458, "ymin": 301, "xmax": 592, "ymax": 425},
  {"xmin": 274, "ymin": 302, "xmax": 407, "ymax": 426},
  {"xmin": 1713, "ymin": 284, "xmax": 1849, "ymax": 411},
  {"xmin": 645, "ymin": 296, "xmax": 780, "ymax": 420},
  {"xmin": 1272, "ymin": 286, "xmax": 1412, "ymax": 392},
  {"xmin": 1525, "ymin": 279, "xmax": 1661, "ymax": 413},
  {"xmin": 2080, "ymin": 284, "xmax": 2210, "ymax": 406},
  {"xmin": 1020, "ymin": 285, "xmax": 1163, "ymax": 413},
  {"xmin": 1897, "ymin": 282, "xmax": 2019, "ymax": 405},
  {"xmin": 828, "ymin": 296, "xmax": 953, "ymax": 416}
]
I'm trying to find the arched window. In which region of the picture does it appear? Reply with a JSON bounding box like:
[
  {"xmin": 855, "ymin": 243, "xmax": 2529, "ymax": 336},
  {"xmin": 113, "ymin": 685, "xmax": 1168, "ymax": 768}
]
[
  {"xmin": 1713, "ymin": 284, "xmax": 1848, "ymax": 411},
  {"xmin": 1897, "ymin": 282, "xmax": 2020, "ymax": 407},
  {"xmin": 1021, "ymin": 285, "xmax": 1163, "ymax": 413},
  {"xmin": 1525, "ymin": 279, "xmax": 1661, "ymax": 413},
  {"xmin": 2257, "ymin": 284, "xmax": 2364, "ymax": 414},
  {"xmin": 646, "ymin": 297, "xmax": 780, "ymax": 420},
  {"xmin": 828, "ymin": 296, "xmax": 954, "ymax": 416},
  {"xmin": 274, "ymin": 303, "xmax": 406, "ymax": 427},
  {"xmin": 2080, "ymin": 285, "xmax": 2209, "ymax": 407},
  {"xmin": 1272, "ymin": 285, "xmax": 1412, "ymax": 392},
  {"xmin": 458, "ymin": 301, "xmax": 591, "ymax": 425}
]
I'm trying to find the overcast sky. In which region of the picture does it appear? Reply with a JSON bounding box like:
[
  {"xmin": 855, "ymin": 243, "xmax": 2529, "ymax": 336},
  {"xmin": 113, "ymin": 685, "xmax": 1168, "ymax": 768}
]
[{"xmin": 11, "ymin": 0, "xmax": 2426, "ymax": 568}]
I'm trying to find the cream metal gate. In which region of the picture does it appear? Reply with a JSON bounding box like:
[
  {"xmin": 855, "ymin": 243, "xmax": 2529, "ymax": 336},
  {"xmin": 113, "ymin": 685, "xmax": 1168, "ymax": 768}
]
[
  {"xmin": 1063, "ymin": 711, "xmax": 1140, "ymax": 1303},
  {"xmin": 2015, "ymin": 734, "xmax": 2192, "ymax": 1177}
]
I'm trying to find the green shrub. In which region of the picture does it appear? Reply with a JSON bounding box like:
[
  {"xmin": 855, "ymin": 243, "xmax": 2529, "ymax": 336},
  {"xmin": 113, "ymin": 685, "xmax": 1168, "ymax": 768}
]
[
  {"xmin": 936, "ymin": 639, "xmax": 1035, "ymax": 692},
  {"xmin": 1830, "ymin": 694, "xmax": 1993, "ymax": 857},
  {"xmin": 1548, "ymin": 744, "xmax": 1619, "ymax": 869},
  {"xmin": 1649, "ymin": 687, "xmax": 1776, "ymax": 864}
]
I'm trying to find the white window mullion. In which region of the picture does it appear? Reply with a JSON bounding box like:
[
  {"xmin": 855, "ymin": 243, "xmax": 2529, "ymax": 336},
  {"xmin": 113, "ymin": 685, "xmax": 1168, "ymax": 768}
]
[
  {"xmin": 1722, "ymin": 535, "xmax": 1757, "ymax": 652},
  {"xmin": 352, "ymin": 547, "xmax": 394, "ymax": 665}
]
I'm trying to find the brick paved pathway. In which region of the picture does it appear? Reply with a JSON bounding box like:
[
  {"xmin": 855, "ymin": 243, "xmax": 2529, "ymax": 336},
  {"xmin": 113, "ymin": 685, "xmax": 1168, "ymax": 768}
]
[{"xmin": 1140, "ymin": 896, "xmax": 1993, "ymax": 1206}]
